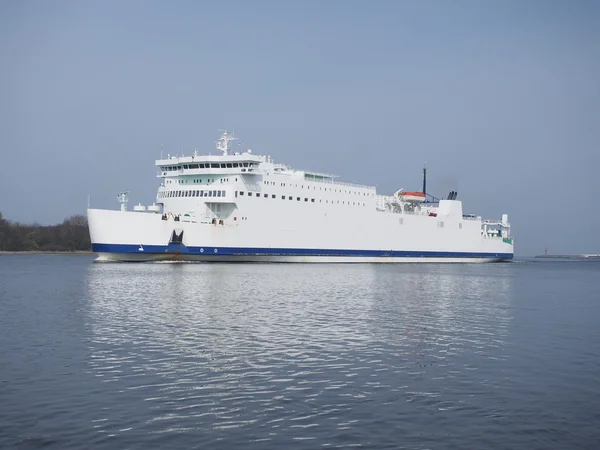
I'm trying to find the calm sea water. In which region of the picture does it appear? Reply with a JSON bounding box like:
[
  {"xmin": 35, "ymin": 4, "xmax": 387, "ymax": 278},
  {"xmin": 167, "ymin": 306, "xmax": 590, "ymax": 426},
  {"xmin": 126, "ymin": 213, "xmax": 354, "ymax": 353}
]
[{"xmin": 1, "ymin": 256, "xmax": 599, "ymax": 449}]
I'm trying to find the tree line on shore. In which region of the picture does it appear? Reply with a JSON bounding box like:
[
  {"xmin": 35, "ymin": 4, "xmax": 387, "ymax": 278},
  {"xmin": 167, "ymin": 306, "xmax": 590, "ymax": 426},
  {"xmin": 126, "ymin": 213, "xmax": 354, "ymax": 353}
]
[{"xmin": 0, "ymin": 212, "xmax": 91, "ymax": 251}]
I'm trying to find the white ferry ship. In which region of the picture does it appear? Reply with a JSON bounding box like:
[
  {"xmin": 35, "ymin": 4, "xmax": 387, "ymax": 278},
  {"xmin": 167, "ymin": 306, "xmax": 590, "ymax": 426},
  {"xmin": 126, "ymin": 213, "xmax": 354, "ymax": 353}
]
[{"xmin": 87, "ymin": 131, "xmax": 514, "ymax": 262}]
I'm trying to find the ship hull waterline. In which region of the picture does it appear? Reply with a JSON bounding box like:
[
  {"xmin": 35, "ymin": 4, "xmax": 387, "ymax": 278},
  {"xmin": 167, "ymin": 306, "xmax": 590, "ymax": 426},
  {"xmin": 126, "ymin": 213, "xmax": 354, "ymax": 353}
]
[{"xmin": 92, "ymin": 245, "xmax": 512, "ymax": 263}]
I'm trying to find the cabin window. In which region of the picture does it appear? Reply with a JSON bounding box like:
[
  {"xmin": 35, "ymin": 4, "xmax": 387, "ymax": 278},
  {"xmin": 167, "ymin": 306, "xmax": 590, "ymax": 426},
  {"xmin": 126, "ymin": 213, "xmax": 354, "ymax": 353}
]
[
  {"xmin": 211, "ymin": 163, "xmax": 219, "ymax": 168},
  {"xmin": 183, "ymin": 165, "xmax": 188, "ymax": 169},
  {"xmin": 311, "ymin": 199, "xmax": 315, "ymax": 202},
  {"xmin": 227, "ymin": 163, "xmax": 232, "ymax": 168},
  {"xmin": 222, "ymin": 190, "xmax": 225, "ymax": 196},
  {"xmin": 233, "ymin": 163, "xmax": 238, "ymax": 168},
  {"xmin": 190, "ymin": 164, "xmax": 198, "ymax": 169},
  {"xmin": 289, "ymin": 196, "xmax": 292, "ymax": 200},
  {"xmin": 235, "ymin": 191, "xmax": 238, "ymax": 198},
  {"xmin": 281, "ymin": 195, "xmax": 285, "ymax": 199},
  {"xmin": 220, "ymin": 163, "xmax": 226, "ymax": 168},
  {"xmin": 243, "ymin": 162, "xmax": 249, "ymax": 167},
  {"xmin": 264, "ymin": 193, "xmax": 268, "ymax": 198},
  {"xmin": 297, "ymin": 197, "xmax": 300, "ymax": 201},
  {"xmin": 248, "ymin": 192, "xmax": 252, "ymax": 196},
  {"xmin": 304, "ymin": 198, "xmax": 308, "ymax": 202},
  {"xmin": 239, "ymin": 191, "xmax": 244, "ymax": 196},
  {"xmin": 198, "ymin": 164, "xmax": 204, "ymax": 169},
  {"xmin": 208, "ymin": 191, "xmax": 212, "ymax": 197},
  {"xmin": 272, "ymin": 194, "xmax": 276, "ymax": 199}
]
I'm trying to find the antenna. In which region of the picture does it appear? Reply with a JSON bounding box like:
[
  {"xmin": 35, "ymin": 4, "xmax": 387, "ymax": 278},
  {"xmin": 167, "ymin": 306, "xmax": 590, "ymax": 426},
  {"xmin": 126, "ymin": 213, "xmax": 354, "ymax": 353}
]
[
  {"xmin": 422, "ymin": 163, "xmax": 427, "ymax": 197},
  {"xmin": 216, "ymin": 130, "xmax": 237, "ymax": 155},
  {"xmin": 117, "ymin": 191, "xmax": 130, "ymax": 212}
]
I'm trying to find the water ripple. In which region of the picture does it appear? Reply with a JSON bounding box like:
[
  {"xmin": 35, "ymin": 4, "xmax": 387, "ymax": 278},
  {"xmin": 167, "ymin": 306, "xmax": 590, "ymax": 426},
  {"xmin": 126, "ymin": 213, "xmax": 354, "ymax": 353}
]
[{"xmin": 2, "ymin": 257, "xmax": 600, "ymax": 449}]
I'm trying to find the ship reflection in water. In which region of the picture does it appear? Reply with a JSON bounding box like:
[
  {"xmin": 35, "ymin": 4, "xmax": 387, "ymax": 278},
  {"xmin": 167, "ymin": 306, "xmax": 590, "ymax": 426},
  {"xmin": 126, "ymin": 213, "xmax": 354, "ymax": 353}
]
[{"xmin": 84, "ymin": 263, "xmax": 513, "ymax": 447}]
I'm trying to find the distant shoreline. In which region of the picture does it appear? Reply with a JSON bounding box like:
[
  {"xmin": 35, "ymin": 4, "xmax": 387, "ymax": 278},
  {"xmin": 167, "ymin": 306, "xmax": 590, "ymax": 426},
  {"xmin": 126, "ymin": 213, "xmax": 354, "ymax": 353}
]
[
  {"xmin": 534, "ymin": 254, "xmax": 600, "ymax": 259},
  {"xmin": 0, "ymin": 251, "xmax": 93, "ymax": 255}
]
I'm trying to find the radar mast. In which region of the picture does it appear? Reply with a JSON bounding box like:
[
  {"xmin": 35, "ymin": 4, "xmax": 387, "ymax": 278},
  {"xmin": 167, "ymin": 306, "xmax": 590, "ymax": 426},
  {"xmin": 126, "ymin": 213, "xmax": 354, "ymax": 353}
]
[{"xmin": 216, "ymin": 130, "xmax": 237, "ymax": 155}]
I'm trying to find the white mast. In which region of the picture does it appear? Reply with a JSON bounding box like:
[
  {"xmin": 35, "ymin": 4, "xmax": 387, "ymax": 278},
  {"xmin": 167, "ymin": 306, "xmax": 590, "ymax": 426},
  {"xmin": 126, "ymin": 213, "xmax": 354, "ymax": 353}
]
[
  {"xmin": 216, "ymin": 130, "xmax": 237, "ymax": 155},
  {"xmin": 117, "ymin": 192, "xmax": 129, "ymax": 212}
]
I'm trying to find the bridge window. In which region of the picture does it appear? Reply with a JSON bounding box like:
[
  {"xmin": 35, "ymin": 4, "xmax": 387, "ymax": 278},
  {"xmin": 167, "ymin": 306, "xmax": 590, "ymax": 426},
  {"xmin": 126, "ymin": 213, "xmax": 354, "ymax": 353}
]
[{"xmin": 243, "ymin": 162, "xmax": 249, "ymax": 167}]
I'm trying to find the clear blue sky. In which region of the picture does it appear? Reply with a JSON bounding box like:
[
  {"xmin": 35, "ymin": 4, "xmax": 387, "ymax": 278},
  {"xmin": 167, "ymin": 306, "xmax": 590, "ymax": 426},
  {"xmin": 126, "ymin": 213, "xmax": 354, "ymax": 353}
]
[{"xmin": 1, "ymin": 0, "xmax": 599, "ymax": 255}]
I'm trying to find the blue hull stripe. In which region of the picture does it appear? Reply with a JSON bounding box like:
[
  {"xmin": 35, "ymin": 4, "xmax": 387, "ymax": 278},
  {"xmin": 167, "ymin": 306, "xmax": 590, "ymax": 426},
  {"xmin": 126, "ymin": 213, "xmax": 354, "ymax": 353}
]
[{"xmin": 92, "ymin": 243, "xmax": 513, "ymax": 259}]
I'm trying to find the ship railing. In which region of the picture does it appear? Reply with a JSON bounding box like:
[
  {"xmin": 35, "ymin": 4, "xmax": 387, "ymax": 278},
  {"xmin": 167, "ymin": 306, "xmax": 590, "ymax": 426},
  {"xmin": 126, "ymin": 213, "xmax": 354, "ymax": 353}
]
[
  {"xmin": 401, "ymin": 210, "xmax": 428, "ymax": 216},
  {"xmin": 309, "ymin": 177, "xmax": 375, "ymax": 190}
]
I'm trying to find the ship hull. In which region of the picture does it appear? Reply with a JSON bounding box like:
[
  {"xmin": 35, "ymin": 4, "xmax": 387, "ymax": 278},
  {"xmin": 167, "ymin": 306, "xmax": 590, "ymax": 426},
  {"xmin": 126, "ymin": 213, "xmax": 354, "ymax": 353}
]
[
  {"xmin": 95, "ymin": 252, "xmax": 508, "ymax": 263},
  {"xmin": 88, "ymin": 208, "xmax": 513, "ymax": 263}
]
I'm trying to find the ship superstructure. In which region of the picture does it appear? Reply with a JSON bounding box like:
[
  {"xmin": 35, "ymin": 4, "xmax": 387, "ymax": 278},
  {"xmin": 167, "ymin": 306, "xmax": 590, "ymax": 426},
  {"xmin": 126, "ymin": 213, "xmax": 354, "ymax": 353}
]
[{"xmin": 87, "ymin": 131, "xmax": 514, "ymax": 262}]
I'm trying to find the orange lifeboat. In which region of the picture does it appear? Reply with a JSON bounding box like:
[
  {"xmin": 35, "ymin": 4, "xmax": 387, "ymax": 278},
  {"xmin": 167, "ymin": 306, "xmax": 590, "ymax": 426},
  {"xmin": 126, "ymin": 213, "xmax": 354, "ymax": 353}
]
[{"xmin": 399, "ymin": 191, "xmax": 426, "ymax": 203}]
